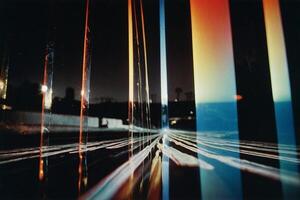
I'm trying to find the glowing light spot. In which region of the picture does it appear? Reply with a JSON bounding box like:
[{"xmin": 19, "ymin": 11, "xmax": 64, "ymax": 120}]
[
  {"xmin": 0, "ymin": 80, "xmax": 4, "ymax": 90},
  {"xmin": 41, "ymin": 85, "xmax": 48, "ymax": 93},
  {"xmin": 44, "ymin": 89, "xmax": 53, "ymax": 109},
  {"xmin": 234, "ymin": 94, "xmax": 243, "ymax": 101},
  {"xmin": 170, "ymin": 120, "xmax": 177, "ymax": 125},
  {"xmin": 1, "ymin": 105, "xmax": 11, "ymax": 110},
  {"xmin": 39, "ymin": 159, "xmax": 44, "ymax": 181}
]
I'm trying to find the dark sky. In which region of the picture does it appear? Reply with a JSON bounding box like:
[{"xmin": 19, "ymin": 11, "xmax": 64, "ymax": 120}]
[
  {"xmin": 0, "ymin": 0, "xmax": 299, "ymax": 104},
  {"xmin": 0, "ymin": 0, "xmax": 196, "ymax": 102}
]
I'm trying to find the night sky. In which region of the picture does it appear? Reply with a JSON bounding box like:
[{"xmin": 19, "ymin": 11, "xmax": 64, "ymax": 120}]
[{"xmin": 0, "ymin": 0, "xmax": 299, "ymax": 105}]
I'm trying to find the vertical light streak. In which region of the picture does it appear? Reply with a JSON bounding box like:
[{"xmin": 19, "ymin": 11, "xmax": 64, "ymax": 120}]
[
  {"xmin": 190, "ymin": 0, "xmax": 242, "ymax": 199},
  {"xmin": 128, "ymin": 1, "xmax": 134, "ymax": 188},
  {"xmin": 78, "ymin": 0, "xmax": 90, "ymax": 195},
  {"xmin": 0, "ymin": 53, "xmax": 9, "ymax": 101},
  {"xmin": 128, "ymin": 0, "xmax": 134, "ymax": 128},
  {"xmin": 139, "ymin": 0, "xmax": 151, "ymax": 130},
  {"xmin": 160, "ymin": 0, "xmax": 168, "ymax": 129},
  {"xmin": 138, "ymin": 1, "xmax": 150, "ymax": 191},
  {"xmin": 132, "ymin": 0, "xmax": 144, "ymax": 156},
  {"xmin": 80, "ymin": 0, "xmax": 90, "ymax": 146},
  {"xmin": 133, "ymin": 0, "xmax": 144, "ymax": 129},
  {"xmin": 78, "ymin": 151, "xmax": 88, "ymax": 196},
  {"xmin": 160, "ymin": 1, "xmax": 169, "ymax": 200},
  {"xmin": 78, "ymin": 152, "xmax": 83, "ymax": 195},
  {"xmin": 39, "ymin": 53, "xmax": 48, "ymax": 181},
  {"xmin": 39, "ymin": 43, "xmax": 54, "ymax": 183},
  {"xmin": 162, "ymin": 133, "xmax": 169, "ymax": 200},
  {"xmin": 262, "ymin": 0, "xmax": 298, "ymax": 197},
  {"xmin": 263, "ymin": 0, "xmax": 293, "ymax": 103}
]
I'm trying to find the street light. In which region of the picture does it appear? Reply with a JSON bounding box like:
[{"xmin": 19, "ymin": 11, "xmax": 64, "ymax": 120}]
[
  {"xmin": 0, "ymin": 80, "xmax": 4, "ymax": 91},
  {"xmin": 41, "ymin": 84, "xmax": 48, "ymax": 93}
]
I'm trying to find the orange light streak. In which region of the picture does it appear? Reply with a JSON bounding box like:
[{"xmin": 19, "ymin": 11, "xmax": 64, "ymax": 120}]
[
  {"xmin": 79, "ymin": 0, "xmax": 90, "ymax": 146},
  {"xmin": 39, "ymin": 51, "xmax": 48, "ymax": 181},
  {"xmin": 262, "ymin": 0, "xmax": 292, "ymax": 102},
  {"xmin": 128, "ymin": 0, "xmax": 134, "ymax": 126},
  {"xmin": 190, "ymin": 0, "xmax": 242, "ymax": 198}
]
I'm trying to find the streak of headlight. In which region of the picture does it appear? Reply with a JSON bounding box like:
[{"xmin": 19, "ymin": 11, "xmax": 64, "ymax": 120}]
[
  {"xmin": 169, "ymin": 129, "xmax": 300, "ymax": 151},
  {"xmin": 167, "ymin": 134, "xmax": 300, "ymax": 186},
  {"xmin": 81, "ymin": 137, "xmax": 161, "ymax": 200},
  {"xmin": 148, "ymin": 150, "xmax": 162, "ymax": 199},
  {"xmin": 157, "ymin": 142, "xmax": 213, "ymax": 169},
  {"xmin": 172, "ymin": 132, "xmax": 300, "ymax": 164}
]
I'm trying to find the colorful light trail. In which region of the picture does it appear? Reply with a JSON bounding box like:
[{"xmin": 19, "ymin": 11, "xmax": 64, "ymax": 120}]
[
  {"xmin": 190, "ymin": 0, "xmax": 242, "ymax": 198},
  {"xmin": 262, "ymin": 0, "xmax": 298, "ymax": 197}
]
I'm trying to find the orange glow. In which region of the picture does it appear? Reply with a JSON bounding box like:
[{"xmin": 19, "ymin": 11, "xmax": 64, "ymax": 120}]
[
  {"xmin": 262, "ymin": 0, "xmax": 292, "ymax": 102},
  {"xmin": 38, "ymin": 159, "xmax": 44, "ymax": 181},
  {"xmin": 234, "ymin": 95, "xmax": 243, "ymax": 101},
  {"xmin": 39, "ymin": 47, "xmax": 49, "ymax": 182},
  {"xmin": 78, "ymin": 151, "xmax": 83, "ymax": 195},
  {"xmin": 78, "ymin": 1, "xmax": 90, "ymax": 194},
  {"xmin": 128, "ymin": 0, "xmax": 134, "ymax": 126},
  {"xmin": 147, "ymin": 151, "xmax": 162, "ymax": 199},
  {"xmin": 79, "ymin": 0, "xmax": 90, "ymax": 145},
  {"xmin": 190, "ymin": 0, "xmax": 237, "ymax": 103}
]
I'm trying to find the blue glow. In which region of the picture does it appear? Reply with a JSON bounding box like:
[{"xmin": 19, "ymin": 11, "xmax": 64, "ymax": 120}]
[
  {"xmin": 160, "ymin": 1, "xmax": 169, "ymax": 200},
  {"xmin": 196, "ymin": 103, "xmax": 242, "ymax": 199},
  {"xmin": 162, "ymin": 133, "xmax": 169, "ymax": 200},
  {"xmin": 160, "ymin": 0, "xmax": 168, "ymax": 129}
]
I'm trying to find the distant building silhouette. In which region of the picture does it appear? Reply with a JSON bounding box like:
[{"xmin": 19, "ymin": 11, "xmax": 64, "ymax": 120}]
[
  {"xmin": 65, "ymin": 87, "xmax": 75, "ymax": 101},
  {"xmin": 52, "ymin": 87, "xmax": 80, "ymax": 115}
]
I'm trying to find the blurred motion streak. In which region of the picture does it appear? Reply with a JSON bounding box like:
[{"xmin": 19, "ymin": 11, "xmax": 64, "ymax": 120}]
[
  {"xmin": 263, "ymin": 0, "xmax": 299, "ymax": 197},
  {"xmin": 190, "ymin": 0, "xmax": 242, "ymax": 199}
]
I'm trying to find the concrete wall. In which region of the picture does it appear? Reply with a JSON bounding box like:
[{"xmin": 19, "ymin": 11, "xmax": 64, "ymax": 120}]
[
  {"xmin": 0, "ymin": 111, "xmax": 99, "ymax": 127},
  {"xmin": 101, "ymin": 118, "xmax": 126, "ymax": 129}
]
